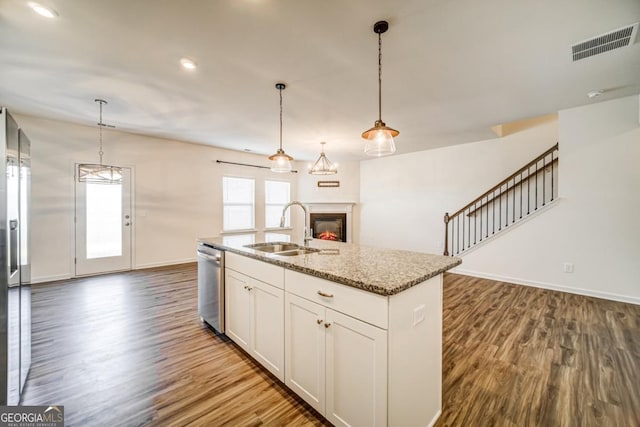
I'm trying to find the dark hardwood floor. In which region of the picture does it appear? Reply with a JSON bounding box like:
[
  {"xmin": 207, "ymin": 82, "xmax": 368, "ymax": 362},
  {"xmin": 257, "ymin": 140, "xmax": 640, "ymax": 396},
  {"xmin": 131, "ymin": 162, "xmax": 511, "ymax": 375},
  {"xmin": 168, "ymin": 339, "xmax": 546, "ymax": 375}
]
[{"xmin": 21, "ymin": 265, "xmax": 640, "ymax": 426}]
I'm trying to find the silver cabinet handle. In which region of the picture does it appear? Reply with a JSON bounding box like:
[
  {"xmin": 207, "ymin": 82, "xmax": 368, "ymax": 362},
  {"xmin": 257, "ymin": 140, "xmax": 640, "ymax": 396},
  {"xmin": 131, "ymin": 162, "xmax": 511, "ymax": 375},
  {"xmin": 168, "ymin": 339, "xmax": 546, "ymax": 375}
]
[
  {"xmin": 125, "ymin": 222, "xmax": 131, "ymax": 226},
  {"xmin": 317, "ymin": 291, "xmax": 334, "ymax": 298}
]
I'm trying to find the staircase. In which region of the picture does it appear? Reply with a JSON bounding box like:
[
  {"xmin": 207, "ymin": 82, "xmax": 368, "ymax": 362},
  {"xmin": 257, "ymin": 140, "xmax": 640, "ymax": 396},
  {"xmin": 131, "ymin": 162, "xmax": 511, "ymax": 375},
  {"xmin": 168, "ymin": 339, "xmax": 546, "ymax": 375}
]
[{"xmin": 444, "ymin": 143, "xmax": 559, "ymax": 256}]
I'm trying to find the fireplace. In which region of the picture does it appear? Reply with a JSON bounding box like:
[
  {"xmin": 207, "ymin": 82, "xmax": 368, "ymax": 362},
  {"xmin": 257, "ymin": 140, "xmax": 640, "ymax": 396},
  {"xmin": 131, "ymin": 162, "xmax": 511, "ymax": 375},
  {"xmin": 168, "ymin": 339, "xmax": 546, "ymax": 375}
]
[{"xmin": 310, "ymin": 213, "xmax": 347, "ymax": 242}]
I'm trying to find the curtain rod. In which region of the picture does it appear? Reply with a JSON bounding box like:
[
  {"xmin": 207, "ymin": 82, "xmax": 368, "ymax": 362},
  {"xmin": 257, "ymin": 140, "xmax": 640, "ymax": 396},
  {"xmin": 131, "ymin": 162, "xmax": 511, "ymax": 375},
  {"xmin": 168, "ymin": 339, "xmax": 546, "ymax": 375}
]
[{"xmin": 216, "ymin": 160, "xmax": 298, "ymax": 173}]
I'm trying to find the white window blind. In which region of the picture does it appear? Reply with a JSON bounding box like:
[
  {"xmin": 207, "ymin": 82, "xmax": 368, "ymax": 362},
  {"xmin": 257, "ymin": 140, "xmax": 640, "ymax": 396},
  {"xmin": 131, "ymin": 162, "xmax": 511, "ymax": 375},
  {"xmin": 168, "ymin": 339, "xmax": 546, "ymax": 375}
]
[
  {"xmin": 265, "ymin": 180, "xmax": 291, "ymax": 228},
  {"xmin": 223, "ymin": 177, "xmax": 255, "ymax": 231}
]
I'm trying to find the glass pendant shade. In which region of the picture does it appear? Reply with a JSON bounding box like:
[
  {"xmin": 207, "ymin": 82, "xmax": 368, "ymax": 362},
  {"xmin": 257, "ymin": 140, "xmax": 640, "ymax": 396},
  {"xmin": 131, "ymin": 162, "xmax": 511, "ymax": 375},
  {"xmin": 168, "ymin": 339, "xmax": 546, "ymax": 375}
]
[
  {"xmin": 269, "ymin": 148, "xmax": 293, "ymax": 173},
  {"xmin": 309, "ymin": 142, "xmax": 337, "ymax": 175},
  {"xmin": 362, "ymin": 120, "xmax": 398, "ymax": 156}
]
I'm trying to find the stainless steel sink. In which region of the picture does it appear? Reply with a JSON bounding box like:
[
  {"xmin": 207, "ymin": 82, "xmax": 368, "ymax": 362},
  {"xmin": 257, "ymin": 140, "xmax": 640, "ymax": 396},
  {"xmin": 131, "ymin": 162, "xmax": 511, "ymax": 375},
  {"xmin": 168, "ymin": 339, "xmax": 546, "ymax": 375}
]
[
  {"xmin": 245, "ymin": 243, "xmax": 301, "ymax": 253},
  {"xmin": 244, "ymin": 242, "xmax": 320, "ymax": 256},
  {"xmin": 275, "ymin": 248, "xmax": 320, "ymax": 256}
]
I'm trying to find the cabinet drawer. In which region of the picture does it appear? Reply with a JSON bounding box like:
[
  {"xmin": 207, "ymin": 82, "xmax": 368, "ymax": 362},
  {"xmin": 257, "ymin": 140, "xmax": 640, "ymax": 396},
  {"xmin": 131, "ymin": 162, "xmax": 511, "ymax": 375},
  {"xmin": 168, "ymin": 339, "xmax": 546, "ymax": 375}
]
[
  {"xmin": 226, "ymin": 252, "xmax": 284, "ymax": 289},
  {"xmin": 285, "ymin": 270, "xmax": 388, "ymax": 329}
]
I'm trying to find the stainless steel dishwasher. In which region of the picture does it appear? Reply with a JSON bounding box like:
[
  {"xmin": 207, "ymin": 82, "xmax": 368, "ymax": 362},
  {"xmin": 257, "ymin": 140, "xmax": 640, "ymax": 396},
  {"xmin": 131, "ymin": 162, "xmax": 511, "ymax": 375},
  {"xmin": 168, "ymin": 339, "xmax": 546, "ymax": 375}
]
[{"xmin": 197, "ymin": 243, "xmax": 225, "ymax": 333}]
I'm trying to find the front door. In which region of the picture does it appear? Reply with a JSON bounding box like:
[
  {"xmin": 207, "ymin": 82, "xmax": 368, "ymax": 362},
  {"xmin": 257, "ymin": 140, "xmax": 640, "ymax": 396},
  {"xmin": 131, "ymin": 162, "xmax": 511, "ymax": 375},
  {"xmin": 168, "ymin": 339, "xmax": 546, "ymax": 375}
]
[{"xmin": 75, "ymin": 166, "xmax": 132, "ymax": 276}]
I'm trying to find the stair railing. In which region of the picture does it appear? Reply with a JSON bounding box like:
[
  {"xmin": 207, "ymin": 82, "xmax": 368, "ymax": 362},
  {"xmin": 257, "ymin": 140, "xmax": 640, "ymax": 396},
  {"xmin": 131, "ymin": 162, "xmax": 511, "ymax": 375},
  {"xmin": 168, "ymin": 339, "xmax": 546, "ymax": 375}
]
[{"xmin": 444, "ymin": 143, "xmax": 559, "ymax": 256}]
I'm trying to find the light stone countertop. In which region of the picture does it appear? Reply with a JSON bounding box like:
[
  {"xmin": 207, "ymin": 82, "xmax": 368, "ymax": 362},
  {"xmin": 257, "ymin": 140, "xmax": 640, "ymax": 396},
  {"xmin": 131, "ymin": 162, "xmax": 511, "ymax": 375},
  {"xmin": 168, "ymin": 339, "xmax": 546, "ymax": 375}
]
[{"xmin": 198, "ymin": 234, "xmax": 461, "ymax": 296}]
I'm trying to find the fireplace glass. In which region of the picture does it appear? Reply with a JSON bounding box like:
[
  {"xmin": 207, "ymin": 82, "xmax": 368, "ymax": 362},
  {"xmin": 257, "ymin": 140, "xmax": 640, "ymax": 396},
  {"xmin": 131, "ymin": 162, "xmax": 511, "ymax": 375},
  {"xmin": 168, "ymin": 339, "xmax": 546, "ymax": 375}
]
[{"xmin": 310, "ymin": 213, "xmax": 347, "ymax": 242}]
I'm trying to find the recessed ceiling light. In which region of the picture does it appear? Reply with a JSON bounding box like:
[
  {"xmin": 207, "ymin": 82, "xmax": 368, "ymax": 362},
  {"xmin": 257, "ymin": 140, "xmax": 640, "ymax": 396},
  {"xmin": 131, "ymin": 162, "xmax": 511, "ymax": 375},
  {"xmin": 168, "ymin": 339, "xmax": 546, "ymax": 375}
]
[
  {"xmin": 587, "ymin": 90, "xmax": 603, "ymax": 99},
  {"xmin": 27, "ymin": 2, "xmax": 58, "ymax": 18},
  {"xmin": 180, "ymin": 58, "xmax": 197, "ymax": 70}
]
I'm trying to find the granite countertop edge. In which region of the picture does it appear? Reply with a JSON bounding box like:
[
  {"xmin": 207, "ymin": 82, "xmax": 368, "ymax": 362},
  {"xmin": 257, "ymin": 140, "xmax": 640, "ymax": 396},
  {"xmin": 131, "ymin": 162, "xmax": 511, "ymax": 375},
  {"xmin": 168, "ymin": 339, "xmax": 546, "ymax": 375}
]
[{"xmin": 199, "ymin": 238, "xmax": 462, "ymax": 297}]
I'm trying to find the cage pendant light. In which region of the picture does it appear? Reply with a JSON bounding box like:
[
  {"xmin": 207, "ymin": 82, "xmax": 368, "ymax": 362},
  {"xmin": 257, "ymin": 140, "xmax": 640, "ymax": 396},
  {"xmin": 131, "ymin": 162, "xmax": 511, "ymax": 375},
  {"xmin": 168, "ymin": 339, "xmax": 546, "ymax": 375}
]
[
  {"xmin": 78, "ymin": 99, "xmax": 123, "ymax": 184},
  {"xmin": 309, "ymin": 142, "xmax": 337, "ymax": 175},
  {"xmin": 269, "ymin": 83, "xmax": 294, "ymax": 173},
  {"xmin": 361, "ymin": 20, "xmax": 399, "ymax": 157}
]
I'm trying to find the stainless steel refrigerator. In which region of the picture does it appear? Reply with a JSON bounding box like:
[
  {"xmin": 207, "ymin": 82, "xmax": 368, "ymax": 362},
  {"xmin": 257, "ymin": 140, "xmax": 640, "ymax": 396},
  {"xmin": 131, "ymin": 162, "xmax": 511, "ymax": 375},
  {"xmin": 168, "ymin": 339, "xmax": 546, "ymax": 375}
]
[{"xmin": 0, "ymin": 108, "xmax": 31, "ymax": 405}]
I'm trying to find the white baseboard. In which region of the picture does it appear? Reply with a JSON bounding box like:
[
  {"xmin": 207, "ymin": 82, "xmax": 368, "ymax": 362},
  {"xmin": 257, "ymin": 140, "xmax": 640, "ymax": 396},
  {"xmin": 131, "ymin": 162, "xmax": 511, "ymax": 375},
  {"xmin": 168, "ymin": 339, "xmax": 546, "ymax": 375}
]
[
  {"xmin": 134, "ymin": 257, "xmax": 196, "ymax": 270},
  {"xmin": 453, "ymin": 268, "xmax": 640, "ymax": 306},
  {"xmin": 31, "ymin": 273, "xmax": 73, "ymax": 284},
  {"xmin": 31, "ymin": 259, "xmax": 197, "ymax": 284},
  {"xmin": 426, "ymin": 409, "xmax": 442, "ymax": 427}
]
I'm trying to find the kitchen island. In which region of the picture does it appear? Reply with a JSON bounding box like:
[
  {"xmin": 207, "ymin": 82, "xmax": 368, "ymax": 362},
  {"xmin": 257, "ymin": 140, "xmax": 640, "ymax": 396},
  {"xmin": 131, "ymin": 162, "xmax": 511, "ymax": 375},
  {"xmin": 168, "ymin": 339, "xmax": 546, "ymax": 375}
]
[{"xmin": 198, "ymin": 235, "xmax": 461, "ymax": 427}]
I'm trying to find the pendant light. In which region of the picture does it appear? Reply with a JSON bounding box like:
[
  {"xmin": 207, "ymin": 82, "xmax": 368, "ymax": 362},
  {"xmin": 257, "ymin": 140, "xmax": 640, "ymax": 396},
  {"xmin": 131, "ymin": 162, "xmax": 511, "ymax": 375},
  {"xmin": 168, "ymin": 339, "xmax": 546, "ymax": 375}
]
[
  {"xmin": 309, "ymin": 142, "xmax": 337, "ymax": 175},
  {"xmin": 269, "ymin": 82, "xmax": 293, "ymax": 173},
  {"xmin": 361, "ymin": 20, "xmax": 399, "ymax": 157},
  {"xmin": 78, "ymin": 99, "xmax": 123, "ymax": 184}
]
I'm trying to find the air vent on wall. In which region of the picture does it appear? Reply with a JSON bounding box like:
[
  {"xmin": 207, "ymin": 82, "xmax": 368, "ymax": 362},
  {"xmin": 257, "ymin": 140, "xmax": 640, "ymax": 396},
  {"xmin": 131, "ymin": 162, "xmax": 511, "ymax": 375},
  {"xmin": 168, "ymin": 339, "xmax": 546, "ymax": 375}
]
[{"xmin": 572, "ymin": 23, "xmax": 638, "ymax": 61}]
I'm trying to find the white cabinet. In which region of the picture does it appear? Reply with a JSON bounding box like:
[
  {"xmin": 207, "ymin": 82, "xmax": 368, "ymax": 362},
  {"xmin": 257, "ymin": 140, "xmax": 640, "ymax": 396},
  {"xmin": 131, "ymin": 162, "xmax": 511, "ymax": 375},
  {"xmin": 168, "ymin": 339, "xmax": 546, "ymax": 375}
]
[
  {"xmin": 225, "ymin": 269, "xmax": 252, "ymax": 352},
  {"xmin": 325, "ymin": 309, "xmax": 387, "ymax": 427},
  {"xmin": 225, "ymin": 252, "xmax": 443, "ymax": 427},
  {"xmin": 225, "ymin": 253, "xmax": 284, "ymax": 381},
  {"xmin": 284, "ymin": 292, "xmax": 388, "ymax": 427},
  {"xmin": 250, "ymin": 279, "xmax": 284, "ymax": 379},
  {"xmin": 284, "ymin": 293, "xmax": 326, "ymax": 413}
]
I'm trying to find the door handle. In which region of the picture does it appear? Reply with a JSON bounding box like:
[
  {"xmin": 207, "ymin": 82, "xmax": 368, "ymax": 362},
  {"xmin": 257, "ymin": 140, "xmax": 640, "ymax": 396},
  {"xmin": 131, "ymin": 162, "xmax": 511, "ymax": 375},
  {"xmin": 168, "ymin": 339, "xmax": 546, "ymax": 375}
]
[{"xmin": 125, "ymin": 222, "xmax": 130, "ymax": 226}]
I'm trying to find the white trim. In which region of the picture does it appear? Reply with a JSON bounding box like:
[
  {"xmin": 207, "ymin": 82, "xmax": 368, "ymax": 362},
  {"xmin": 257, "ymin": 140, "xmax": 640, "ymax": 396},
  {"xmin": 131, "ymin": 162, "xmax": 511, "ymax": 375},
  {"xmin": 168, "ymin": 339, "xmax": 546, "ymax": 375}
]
[
  {"xmin": 134, "ymin": 257, "xmax": 196, "ymax": 270},
  {"xmin": 263, "ymin": 227, "xmax": 293, "ymax": 232},
  {"xmin": 220, "ymin": 228, "xmax": 258, "ymax": 235},
  {"xmin": 426, "ymin": 409, "xmax": 442, "ymax": 427},
  {"xmin": 452, "ymin": 268, "xmax": 640, "ymax": 306},
  {"xmin": 31, "ymin": 273, "xmax": 73, "ymax": 284},
  {"xmin": 306, "ymin": 202, "xmax": 356, "ymax": 243}
]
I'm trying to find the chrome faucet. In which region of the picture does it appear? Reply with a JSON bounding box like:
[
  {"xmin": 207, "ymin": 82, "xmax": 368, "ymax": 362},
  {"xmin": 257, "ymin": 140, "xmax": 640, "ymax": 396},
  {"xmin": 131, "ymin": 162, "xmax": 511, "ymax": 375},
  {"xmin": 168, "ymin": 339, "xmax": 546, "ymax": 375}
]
[{"xmin": 280, "ymin": 201, "xmax": 312, "ymax": 245}]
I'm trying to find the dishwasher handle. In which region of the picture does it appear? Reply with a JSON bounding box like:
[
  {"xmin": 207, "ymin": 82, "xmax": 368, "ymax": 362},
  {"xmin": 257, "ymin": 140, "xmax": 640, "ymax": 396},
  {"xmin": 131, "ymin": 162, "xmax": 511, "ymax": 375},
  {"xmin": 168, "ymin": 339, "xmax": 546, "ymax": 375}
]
[{"xmin": 198, "ymin": 252, "xmax": 221, "ymax": 263}]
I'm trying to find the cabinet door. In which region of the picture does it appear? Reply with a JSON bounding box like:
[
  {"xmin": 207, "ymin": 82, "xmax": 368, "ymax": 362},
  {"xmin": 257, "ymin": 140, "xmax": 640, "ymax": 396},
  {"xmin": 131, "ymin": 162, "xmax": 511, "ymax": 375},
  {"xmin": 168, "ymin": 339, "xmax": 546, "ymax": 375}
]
[
  {"xmin": 225, "ymin": 270, "xmax": 252, "ymax": 353},
  {"xmin": 251, "ymin": 280, "xmax": 284, "ymax": 381},
  {"xmin": 325, "ymin": 309, "xmax": 388, "ymax": 427},
  {"xmin": 284, "ymin": 293, "xmax": 326, "ymax": 414}
]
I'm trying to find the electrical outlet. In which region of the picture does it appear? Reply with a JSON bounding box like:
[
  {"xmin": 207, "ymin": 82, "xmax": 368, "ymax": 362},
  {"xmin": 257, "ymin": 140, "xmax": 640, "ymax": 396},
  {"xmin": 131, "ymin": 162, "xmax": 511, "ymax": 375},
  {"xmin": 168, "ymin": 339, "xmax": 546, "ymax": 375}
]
[
  {"xmin": 413, "ymin": 305, "xmax": 426, "ymax": 326},
  {"xmin": 563, "ymin": 263, "xmax": 574, "ymax": 273}
]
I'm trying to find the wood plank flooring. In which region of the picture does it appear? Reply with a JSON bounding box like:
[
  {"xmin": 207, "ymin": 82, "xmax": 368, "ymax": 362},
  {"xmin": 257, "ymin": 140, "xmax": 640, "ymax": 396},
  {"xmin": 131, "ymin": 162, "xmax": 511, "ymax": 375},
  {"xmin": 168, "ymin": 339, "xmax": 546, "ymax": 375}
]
[
  {"xmin": 439, "ymin": 274, "xmax": 640, "ymax": 427},
  {"xmin": 21, "ymin": 265, "xmax": 640, "ymax": 426}
]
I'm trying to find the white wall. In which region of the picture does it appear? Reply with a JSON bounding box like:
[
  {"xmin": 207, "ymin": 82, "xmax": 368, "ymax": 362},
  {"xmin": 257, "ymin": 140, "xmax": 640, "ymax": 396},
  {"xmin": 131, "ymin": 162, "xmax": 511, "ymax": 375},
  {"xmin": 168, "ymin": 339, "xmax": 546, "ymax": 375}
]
[
  {"xmin": 296, "ymin": 160, "xmax": 360, "ymax": 203},
  {"xmin": 360, "ymin": 120, "xmax": 558, "ymax": 253},
  {"xmin": 360, "ymin": 95, "xmax": 640, "ymax": 304},
  {"xmin": 296, "ymin": 159, "xmax": 360, "ymax": 243},
  {"xmin": 460, "ymin": 96, "xmax": 640, "ymax": 304},
  {"xmin": 16, "ymin": 114, "xmax": 297, "ymax": 282}
]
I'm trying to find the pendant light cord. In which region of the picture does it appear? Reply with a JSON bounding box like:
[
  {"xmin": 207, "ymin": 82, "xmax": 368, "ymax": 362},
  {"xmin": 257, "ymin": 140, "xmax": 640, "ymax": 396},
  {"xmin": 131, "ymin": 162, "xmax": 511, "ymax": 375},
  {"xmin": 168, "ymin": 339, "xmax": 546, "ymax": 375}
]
[
  {"xmin": 279, "ymin": 86, "xmax": 283, "ymax": 151},
  {"xmin": 378, "ymin": 30, "xmax": 382, "ymax": 122},
  {"xmin": 98, "ymin": 100, "xmax": 104, "ymax": 165}
]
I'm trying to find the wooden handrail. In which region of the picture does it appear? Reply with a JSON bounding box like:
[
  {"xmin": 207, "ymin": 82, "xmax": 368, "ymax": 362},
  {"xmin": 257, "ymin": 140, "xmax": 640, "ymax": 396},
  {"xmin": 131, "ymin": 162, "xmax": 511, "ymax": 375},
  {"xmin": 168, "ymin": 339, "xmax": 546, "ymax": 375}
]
[
  {"xmin": 449, "ymin": 143, "xmax": 558, "ymax": 219},
  {"xmin": 466, "ymin": 158, "xmax": 559, "ymax": 216}
]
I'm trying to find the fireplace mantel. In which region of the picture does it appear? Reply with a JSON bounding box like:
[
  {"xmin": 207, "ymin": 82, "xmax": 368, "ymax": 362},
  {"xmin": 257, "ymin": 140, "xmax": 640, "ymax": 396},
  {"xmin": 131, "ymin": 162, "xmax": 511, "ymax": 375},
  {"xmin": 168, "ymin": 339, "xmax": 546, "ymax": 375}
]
[{"xmin": 305, "ymin": 202, "xmax": 356, "ymax": 243}]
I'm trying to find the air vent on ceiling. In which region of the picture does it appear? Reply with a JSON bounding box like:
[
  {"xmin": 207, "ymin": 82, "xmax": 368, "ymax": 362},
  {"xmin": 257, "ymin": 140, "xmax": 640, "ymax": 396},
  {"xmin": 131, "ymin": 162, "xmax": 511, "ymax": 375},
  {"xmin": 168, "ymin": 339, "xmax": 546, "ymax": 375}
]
[{"xmin": 572, "ymin": 22, "xmax": 638, "ymax": 61}]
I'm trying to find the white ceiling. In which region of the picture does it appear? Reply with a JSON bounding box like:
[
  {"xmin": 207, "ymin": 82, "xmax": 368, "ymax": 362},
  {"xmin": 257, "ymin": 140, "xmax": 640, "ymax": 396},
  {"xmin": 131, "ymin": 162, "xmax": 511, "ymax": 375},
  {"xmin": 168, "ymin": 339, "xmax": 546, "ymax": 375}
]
[{"xmin": 1, "ymin": 0, "xmax": 639, "ymax": 161}]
